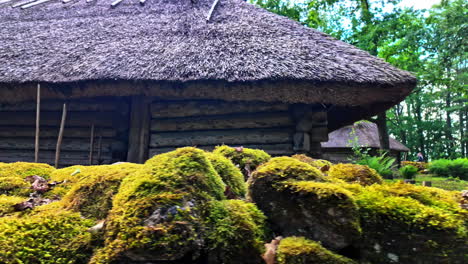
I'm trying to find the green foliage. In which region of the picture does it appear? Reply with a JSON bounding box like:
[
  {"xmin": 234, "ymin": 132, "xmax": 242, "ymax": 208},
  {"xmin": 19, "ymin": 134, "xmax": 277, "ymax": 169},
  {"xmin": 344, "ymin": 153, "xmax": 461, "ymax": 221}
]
[
  {"xmin": 399, "ymin": 165, "xmax": 419, "ymax": 179},
  {"xmin": 204, "ymin": 200, "xmax": 267, "ymax": 263},
  {"xmin": 429, "ymin": 158, "xmax": 468, "ymax": 180},
  {"xmin": 276, "ymin": 236, "xmax": 356, "ymax": 264},
  {"xmin": 356, "ymin": 154, "xmax": 396, "ymax": 178},
  {"xmin": 0, "ymin": 208, "xmax": 94, "ymax": 264}
]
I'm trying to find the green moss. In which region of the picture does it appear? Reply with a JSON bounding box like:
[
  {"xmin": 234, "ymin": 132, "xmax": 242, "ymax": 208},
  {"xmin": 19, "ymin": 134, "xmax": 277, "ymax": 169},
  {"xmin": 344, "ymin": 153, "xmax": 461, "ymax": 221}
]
[
  {"xmin": 276, "ymin": 237, "xmax": 356, "ymax": 264},
  {"xmin": 0, "ymin": 195, "xmax": 24, "ymax": 216},
  {"xmin": 0, "ymin": 176, "xmax": 31, "ymax": 196},
  {"xmin": 292, "ymin": 154, "xmax": 333, "ymax": 170},
  {"xmin": 204, "ymin": 199, "xmax": 267, "ymax": 263},
  {"xmin": 213, "ymin": 145, "xmax": 271, "ymax": 177},
  {"xmin": 252, "ymin": 157, "xmax": 325, "ymax": 183},
  {"xmin": 90, "ymin": 147, "xmax": 226, "ymax": 263},
  {"xmin": 0, "ymin": 207, "xmax": 95, "ymax": 264},
  {"xmin": 59, "ymin": 163, "xmax": 143, "ymax": 219},
  {"xmin": 284, "ymin": 181, "xmax": 354, "ymax": 201},
  {"xmin": 328, "ymin": 163, "xmax": 383, "ymax": 186},
  {"xmin": 206, "ymin": 152, "xmax": 247, "ymax": 198},
  {"xmin": 45, "ymin": 165, "xmax": 88, "ymax": 198},
  {"xmin": 354, "ymin": 182, "xmax": 467, "ymax": 234},
  {"xmin": 0, "ymin": 162, "xmax": 55, "ymax": 180}
]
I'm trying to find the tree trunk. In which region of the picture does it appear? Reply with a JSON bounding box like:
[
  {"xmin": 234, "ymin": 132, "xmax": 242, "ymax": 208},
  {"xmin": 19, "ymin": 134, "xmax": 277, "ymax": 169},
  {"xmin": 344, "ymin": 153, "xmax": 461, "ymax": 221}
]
[
  {"xmin": 376, "ymin": 112, "xmax": 390, "ymax": 152},
  {"xmin": 445, "ymin": 90, "xmax": 455, "ymax": 157}
]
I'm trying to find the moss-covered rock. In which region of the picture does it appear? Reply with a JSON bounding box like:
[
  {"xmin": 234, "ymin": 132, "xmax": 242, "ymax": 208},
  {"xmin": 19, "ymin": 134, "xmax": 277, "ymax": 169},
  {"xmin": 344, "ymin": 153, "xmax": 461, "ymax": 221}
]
[
  {"xmin": 204, "ymin": 199, "xmax": 267, "ymax": 264},
  {"xmin": 276, "ymin": 237, "xmax": 356, "ymax": 264},
  {"xmin": 213, "ymin": 145, "xmax": 271, "ymax": 178},
  {"xmin": 0, "ymin": 176, "xmax": 31, "ymax": 196},
  {"xmin": 59, "ymin": 163, "xmax": 143, "ymax": 219},
  {"xmin": 45, "ymin": 165, "xmax": 88, "ymax": 198},
  {"xmin": 249, "ymin": 158, "xmax": 360, "ymax": 250},
  {"xmin": 206, "ymin": 152, "xmax": 247, "ymax": 198},
  {"xmin": 328, "ymin": 163, "xmax": 383, "ymax": 185},
  {"xmin": 0, "ymin": 206, "xmax": 95, "ymax": 264},
  {"xmin": 292, "ymin": 154, "xmax": 333, "ymax": 171},
  {"xmin": 0, "ymin": 162, "xmax": 55, "ymax": 179},
  {"xmin": 0, "ymin": 195, "xmax": 24, "ymax": 216},
  {"xmin": 353, "ymin": 182, "xmax": 468, "ymax": 263},
  {"xmin": 90, "ymin": 147, "xmax": 226, "ymax": 263}
]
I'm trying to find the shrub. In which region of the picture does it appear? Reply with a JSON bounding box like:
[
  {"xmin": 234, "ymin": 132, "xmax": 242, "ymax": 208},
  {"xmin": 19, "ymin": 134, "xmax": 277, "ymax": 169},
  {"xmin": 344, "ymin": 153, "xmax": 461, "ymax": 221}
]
[
  {"xmin": 401, "ymin": 161, "xmax": 428, "ymax": 171},
  {"xmin": 429, "ymin": 158, "xmax": 468, "ymax": 180},
  {"xmin": 399, "ymin": 165, "xmax": 419, "ymax": 179}
]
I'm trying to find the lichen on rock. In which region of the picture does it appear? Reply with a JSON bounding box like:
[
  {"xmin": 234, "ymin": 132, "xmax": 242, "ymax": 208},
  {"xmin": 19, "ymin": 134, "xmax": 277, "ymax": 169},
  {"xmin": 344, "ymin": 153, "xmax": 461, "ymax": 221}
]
[
  {"xmin": 328, "ymin": 163, "xmax": 383, "ymax": 185},
  {"xmin": 276, "ymin": 236, "xmax": 356, "ymax": 264}
]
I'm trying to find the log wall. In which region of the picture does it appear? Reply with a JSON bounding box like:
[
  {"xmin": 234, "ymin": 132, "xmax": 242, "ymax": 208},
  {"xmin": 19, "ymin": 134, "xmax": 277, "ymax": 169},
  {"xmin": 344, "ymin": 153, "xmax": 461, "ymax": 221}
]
[
  {"xmin": 0, "ymin": 98, "xmax": 129, "ymax": 167},
  {"xmin": 149, "ymin": 100, "xmax": 295, "ymax": 157}
]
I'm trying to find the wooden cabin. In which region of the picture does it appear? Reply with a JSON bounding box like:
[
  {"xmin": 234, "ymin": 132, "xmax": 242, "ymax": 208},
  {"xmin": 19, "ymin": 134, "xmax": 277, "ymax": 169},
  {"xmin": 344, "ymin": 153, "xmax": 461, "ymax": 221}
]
[
  {"xmin": 0, "ymin": 0, "xmax": 416, "ymax": 166},
  {"xmin": 321, "ymin": 122, "xmax": 410, "ymax": 164}
]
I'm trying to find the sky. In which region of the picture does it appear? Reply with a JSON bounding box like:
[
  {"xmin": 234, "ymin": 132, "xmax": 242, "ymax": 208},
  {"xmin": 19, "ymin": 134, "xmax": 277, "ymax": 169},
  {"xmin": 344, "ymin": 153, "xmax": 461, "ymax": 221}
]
[{"xmin": 399, "ymin": 0, "xmax": 441, "ymax": 9}]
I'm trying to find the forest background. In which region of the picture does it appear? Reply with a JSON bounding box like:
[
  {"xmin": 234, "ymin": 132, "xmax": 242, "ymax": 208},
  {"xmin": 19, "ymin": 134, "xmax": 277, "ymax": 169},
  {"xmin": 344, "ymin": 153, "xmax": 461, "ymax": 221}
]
[{"xmin": 252, "ymin": 0, "xmax": 467, "ymax": 161}]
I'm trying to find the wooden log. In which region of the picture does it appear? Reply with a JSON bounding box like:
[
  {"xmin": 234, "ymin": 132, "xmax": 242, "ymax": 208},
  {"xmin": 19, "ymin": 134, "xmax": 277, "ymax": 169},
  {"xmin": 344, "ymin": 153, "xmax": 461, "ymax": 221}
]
[
  {"xmin": 150, "ymin": 129, "xmax": 292, "ymax": 148},
  {"xmin": 151, "ymin": 100, "xmax": 289, "ymax": 118},
  {"xmin": 89, "ymin": 124, "xmax": 95, "ymax": 165},
  {"xmin": 35, "ymin": 84, "xmax": 41, "ymax": 163},
  {"xmin": 0, "ymin": 111, "xmax": 114, "ymax": 127},
  {"xmin": 55, "ymin": 103, "xmax": 68, "ymax": 168},
  {"xmin": 0, "ymin": 126, "xmax": 116, "ymax": 138},
  {"xmin": 127, "ymin": 96, "xmax": 151, "ymax": 163},
  {"xmin": 0, "ymin": 138, "xmax": 115, "ymax": 152},
  {"xmin": 149, "ymin": 143, "xmax": 294, "ymax": 157},
  {"xmin": 151, "ymin": 112, "xmax": 293, "ymax": 132},
  {"xmin": 0, "ymin": 99, "xmax": 117, "ymax": 112}
]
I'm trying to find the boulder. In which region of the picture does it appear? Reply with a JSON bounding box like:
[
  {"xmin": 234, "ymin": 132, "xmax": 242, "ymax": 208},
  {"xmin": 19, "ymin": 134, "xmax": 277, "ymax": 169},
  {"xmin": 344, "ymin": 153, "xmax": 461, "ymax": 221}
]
[
  {"xmin": 328, "ymin": 163, "xmax": 383, "ymax": 185},
  {"xmin": 213, "ymin": 145, "xmax": 271, "ymax": 179}
]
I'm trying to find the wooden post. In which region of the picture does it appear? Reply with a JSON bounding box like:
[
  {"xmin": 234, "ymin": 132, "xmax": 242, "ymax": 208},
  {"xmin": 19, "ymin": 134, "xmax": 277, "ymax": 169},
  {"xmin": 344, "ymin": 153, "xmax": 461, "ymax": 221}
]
[
  {"xmin": 422, "ymin": 181, "xmax": 432, "ymax": 187},
  {"xmin": 127, "ymin": 96, "xmax": 151, "ymax": 163},
  {"xmin": 89, "ymin": 124, "xmax": 95, "ymax": 165},
  {"xmin": 97, "ymin": 135, "xmax": 103, "ymax": 165},
  {"xmin": 291, "ymin": 105, "xmax": 328, "ymax": 158},
  {"xmin": 55, "ymin": 103, "xmax": 67, "ymax": 168},
  {"xmin": 34, "ymin": 84, "xmax": 41, "ymax": 163}
]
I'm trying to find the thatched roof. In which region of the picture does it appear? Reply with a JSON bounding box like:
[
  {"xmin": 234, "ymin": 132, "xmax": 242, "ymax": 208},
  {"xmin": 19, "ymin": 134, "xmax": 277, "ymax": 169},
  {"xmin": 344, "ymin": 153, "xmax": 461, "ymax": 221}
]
[
  {"xmin": 321, "ymin": 122, "xmax": 410, "ymax": 152},
  {"xmin": 0, "ymin": 0, "xmax": 416, "ymax": 129}
]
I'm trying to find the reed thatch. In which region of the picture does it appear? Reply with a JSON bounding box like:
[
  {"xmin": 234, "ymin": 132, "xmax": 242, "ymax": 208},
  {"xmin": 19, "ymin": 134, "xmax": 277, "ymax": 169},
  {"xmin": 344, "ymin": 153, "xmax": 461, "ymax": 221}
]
[
  {"xmin": 0, "ymin": 0, "xmax": 416, "ymax": 128},
  {"xmin": 321, "ymin": 122, "xmax": 410, "ymax": 152}
]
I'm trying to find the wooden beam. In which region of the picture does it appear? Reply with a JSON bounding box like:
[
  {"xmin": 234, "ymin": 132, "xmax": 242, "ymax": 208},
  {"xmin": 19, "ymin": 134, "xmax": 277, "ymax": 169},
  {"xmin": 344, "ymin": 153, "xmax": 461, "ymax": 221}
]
[
  {"xmin": 110, "ymin": 0, "xmax": 124, "ymax": 8},
  {"xmin": 21, "ymin": 0, "xmax": 52, "ymax": 9},
  {"xmin": 55, "ymin": 103, "xmax": 67, "ymax": 168},
  {"xmin": 206, "ymin": 0, "xmax": 221, "ymax": 21},
  {"xmin": 89, "ymin": 124, "xmax": 95, "ymax": 165},
  {"xmin": 127, "ymin": 96, "xmax": 151, "ymax": 163},
  {"xmin": 34, "ymin": 84, "xmax": 41, "ymax": 163}
]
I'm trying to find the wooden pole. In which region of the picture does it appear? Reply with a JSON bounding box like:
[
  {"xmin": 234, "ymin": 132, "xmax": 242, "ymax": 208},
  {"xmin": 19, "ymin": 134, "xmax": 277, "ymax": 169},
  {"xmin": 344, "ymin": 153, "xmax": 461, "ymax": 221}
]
[
  {"xmin": 55, "ymin": 103, "xmax": 67, "ymax": 168},
  {"xmin": 97, "ymin": 135, "xmax": 103, "ymax": 165},
  {"xmin": 89, "ymin": 124, "xmax": 95, "ymax": 165},
  {"xmin": 34, "ymin": 84, "xmax": 41, "ymax": 163}
]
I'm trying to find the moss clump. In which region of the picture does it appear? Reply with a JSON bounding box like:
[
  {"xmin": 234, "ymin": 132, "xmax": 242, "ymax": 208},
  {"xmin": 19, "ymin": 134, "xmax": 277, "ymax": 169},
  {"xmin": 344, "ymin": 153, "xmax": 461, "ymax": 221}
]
[
  {"xmin": 328, "ymin": 163, "xmax": 383, "ymax": 186},
  {"xmin": 45, "ymin": 165, "xmax": 88, "ymax": 198},
  {"xmin": 91, "ymin": 147, "xmax": 226, "ymax": 263},
  {"xmin": 205, "ymin": 152, "xmax": 247, "ymax": 198},
  {"xmin": 0, "ymin": 207, "xmax": 94, "ymax": 264},
  {"xmin": 0, "ymin": 176, "xmax": 30, "ymax": 196},
  {"xmin": 59, "ymin": 163, "xmax": 143, "ymax": 219},
  {"xmin": 0, "ymin": 162, "xmax": 55, "ymax": 179},
  {"xmin": 204, "ymin": 200, "xmax": 267, "ymax": 264},
  {"xmin": 276, "ymin": 237, "xmax": 356, "ymax": 264},
  {"xmin": 213, "ymin": 145, "xmax": 271, "ymax": 178},
  {"xmin": 292, "ymin": 154, "xmax": 333, "ymax": 170},
  {"xmin": 252, "ymin": 157, "xmax": 325, "ymax": 183},
  {"xmin": 0, "ymin": 195, "xmax": 24, "ymax": 216}
]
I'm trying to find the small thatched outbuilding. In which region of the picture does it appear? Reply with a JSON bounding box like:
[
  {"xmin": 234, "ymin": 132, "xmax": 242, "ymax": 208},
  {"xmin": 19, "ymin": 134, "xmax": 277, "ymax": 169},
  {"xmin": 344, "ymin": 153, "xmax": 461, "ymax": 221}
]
[
  {"xmin": 0, "ymin": 0, "xmax": 416, "ymax": 166},
  {"xmin": 321, "ymin": 122, "xmax": 410, "ymax": 163}
]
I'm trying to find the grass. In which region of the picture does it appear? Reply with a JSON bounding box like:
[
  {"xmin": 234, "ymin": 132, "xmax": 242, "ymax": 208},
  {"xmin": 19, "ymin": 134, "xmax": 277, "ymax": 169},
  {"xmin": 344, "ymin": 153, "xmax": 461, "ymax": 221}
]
[{"xmin": 386, "ymin": 174, "xmax": 468, "ymax": 191}]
